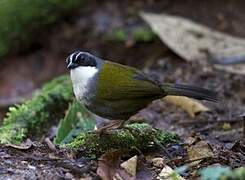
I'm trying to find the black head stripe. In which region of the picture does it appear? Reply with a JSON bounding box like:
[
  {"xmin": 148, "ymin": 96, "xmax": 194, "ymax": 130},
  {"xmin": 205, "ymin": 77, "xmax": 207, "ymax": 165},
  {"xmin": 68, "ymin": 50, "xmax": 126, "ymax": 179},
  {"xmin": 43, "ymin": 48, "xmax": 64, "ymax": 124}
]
[
  {"xmin": 69, "ymin": 51, "xmax": 80, "ymax": 63},
  {"xmin": 72, "ymin": 51, "xmax": 97, "ymax": 67},
  {"xmin": 66, "ymin": 51, "xmax": 102, "ymax": 68}
]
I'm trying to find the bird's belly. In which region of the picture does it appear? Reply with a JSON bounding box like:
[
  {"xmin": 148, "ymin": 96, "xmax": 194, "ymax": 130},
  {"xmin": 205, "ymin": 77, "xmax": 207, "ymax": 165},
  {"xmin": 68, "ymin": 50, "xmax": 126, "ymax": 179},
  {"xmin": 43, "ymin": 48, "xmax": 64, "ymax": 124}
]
[{"xmin": 85, "ymin": 97, "xmax": 155, "ymax": 120}]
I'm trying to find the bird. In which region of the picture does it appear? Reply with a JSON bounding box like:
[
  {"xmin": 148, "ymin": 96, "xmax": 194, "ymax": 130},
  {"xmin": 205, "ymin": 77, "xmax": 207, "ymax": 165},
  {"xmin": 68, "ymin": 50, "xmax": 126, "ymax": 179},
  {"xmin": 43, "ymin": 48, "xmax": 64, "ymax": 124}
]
[{"xmin": 66, "ymin": 51, "xmax": 217, "ymax": 131}]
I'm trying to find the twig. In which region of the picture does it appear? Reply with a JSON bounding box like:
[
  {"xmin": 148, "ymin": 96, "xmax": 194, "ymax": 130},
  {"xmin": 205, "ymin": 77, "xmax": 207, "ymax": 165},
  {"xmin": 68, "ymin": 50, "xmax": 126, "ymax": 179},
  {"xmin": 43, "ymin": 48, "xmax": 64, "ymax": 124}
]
[
  {"xmin": 55, "ymin": 160, "xmax": 91, "ymax": 175},
  {"xmin": 178, "ymin": 118, "xmax": 244, "ymax": 125},
  {"xmin": 154, "ymin": 139, "xmax": 176, "ymax": 168},
  {"xmin": 12, "ymin": 150, "xmax": 91, "ymax": 175},
  {"xmin": 210, "ymin": 55, "xmax": 245, "ymax": 65},
  {"xmin": 44, "ymin": 137, "xmax": 57, "ymax": 151},
  {"xmin": 182, "ymin": 156, "xmax": 212, "ymax": 164},
  {"xmin": 198, "ymin": 124, "xmax": 217, "ymax": 132}
]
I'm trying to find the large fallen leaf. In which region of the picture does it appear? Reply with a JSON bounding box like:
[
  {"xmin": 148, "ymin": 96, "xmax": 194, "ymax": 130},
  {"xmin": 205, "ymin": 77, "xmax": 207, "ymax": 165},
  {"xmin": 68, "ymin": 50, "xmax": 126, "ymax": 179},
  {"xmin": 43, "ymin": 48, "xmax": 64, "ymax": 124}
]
[
  {"xmin": 164, "ymin": 96, "xmax": 210, "ymax": 118},
  {"xmin": 158, "ymin": 165, "xmax": 185, "ymax": 180},
  {"xmin": 187, "ymin": 140, "xmax": 214, "ymax": 166},
  {"xmin": 141, "ymin": 12, "xmax": 245, "ymax": 75},
  {"xmin": 54, "ymin": 100, "xmax": 96, "ymax": 145}
]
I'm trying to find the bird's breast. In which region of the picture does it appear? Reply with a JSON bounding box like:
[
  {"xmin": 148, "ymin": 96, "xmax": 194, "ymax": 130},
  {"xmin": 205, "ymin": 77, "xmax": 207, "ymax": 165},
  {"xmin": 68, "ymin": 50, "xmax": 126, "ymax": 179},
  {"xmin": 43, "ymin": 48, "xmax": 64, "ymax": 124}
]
[
  {"xmin": 72, "ymin": 83, "xmax": 86, "ymax": 102},
  {"xmin": 70, "ymin": 66, "xmax": 98, "ymax": 103}
]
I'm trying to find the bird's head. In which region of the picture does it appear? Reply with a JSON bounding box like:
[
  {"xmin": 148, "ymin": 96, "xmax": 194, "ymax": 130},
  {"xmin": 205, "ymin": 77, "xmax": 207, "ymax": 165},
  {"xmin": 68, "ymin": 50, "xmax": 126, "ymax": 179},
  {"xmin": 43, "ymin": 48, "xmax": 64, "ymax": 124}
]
[
  {"xmin": 66, "ymin": 51, "xmax": 102, "ymax": 98},
  {"xmin": 66, "ymin": 51, "xmax": 101, "ymax": 70}
]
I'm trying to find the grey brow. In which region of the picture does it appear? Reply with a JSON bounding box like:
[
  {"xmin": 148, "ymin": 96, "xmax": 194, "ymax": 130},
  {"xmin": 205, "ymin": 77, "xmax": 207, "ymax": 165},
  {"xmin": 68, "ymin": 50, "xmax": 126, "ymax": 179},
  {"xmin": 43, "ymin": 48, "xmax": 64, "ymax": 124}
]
[{"xmin": 66, "ymin": 58, "xmax": 69, "ymax": 63}]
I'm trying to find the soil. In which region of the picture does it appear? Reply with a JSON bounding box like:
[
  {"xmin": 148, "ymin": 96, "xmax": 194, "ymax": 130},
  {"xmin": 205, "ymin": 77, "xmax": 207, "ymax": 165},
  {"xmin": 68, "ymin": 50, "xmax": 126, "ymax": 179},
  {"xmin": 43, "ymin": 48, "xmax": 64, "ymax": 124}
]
[{"xmin": 0, "ymin": 1, "xmax": 244, "ymax": 179}]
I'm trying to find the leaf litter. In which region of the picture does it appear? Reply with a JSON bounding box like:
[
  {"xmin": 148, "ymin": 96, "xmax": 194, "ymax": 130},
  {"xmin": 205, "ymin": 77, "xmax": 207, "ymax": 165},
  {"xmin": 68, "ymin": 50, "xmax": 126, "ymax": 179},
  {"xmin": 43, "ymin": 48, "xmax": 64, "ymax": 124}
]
[
  {"xmin": 96, "ymin": 150, "xmax": 136, "ymax": 180},
  {"xmin": 141, "ymin": 12, "xmax": 245, "ymax": 75}
]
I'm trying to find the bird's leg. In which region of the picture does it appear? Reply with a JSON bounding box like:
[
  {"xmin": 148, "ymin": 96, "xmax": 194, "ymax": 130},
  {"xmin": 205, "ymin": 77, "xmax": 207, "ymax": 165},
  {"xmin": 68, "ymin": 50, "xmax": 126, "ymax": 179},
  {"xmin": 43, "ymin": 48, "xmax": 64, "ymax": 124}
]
[
  {"xmin": 116, "ymin": 120, "xmax": 127, "ymax": 129},
  {"xmin": 94, "ymin": 120, "xmax": 122, "ymax": 134},
  {"xmin": 117, "ymin": 119, "xmax": 136, "ymax": 133}
]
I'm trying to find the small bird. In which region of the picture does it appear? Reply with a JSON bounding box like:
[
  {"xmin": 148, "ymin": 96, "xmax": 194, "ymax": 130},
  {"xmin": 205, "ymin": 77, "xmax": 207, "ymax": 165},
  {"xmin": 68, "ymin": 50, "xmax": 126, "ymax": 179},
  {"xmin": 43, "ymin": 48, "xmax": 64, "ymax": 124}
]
[{"xmin": 66, "ymin": 51, "xmax": 217, "ymax": 131}]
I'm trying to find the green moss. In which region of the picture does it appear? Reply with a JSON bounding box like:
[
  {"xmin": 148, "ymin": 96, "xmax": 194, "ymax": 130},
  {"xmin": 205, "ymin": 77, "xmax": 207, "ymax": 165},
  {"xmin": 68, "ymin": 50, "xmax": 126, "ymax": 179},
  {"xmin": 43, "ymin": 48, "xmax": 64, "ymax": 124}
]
[
  {"xmin": 155, "ymin": 128, "xmax": 179, "ymax": 144},
  {"xmin": 0, "ymin": 75, "xmax": 73, "ymax": 144},
  {"xmin": 0, "ymin": 123, "xmax": 28, "ymax": 144},
  {"xmin": 111, "ymin": 29, "xmax": 127, "ymax": 42},
  {"xmin": 105, "ymin": 27, "xmax": 156, "ymax": 43},
  {"xmin": 0, "ymin": 0, "xmax": 86, "ymax": 57},
  {"xmin": 65, "ymin": 123, "xmax": 179, "ymax": 157},
  {"xmin": 132, "ymin": 27, "xmax": 157, "ymax": 42}
]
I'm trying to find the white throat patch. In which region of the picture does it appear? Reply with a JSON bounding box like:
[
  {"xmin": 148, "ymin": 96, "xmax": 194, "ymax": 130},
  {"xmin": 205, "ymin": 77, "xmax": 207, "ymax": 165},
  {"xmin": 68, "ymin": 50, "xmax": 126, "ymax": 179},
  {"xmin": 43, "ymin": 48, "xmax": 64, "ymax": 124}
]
[{"xmin": 70, "ymin": 66, "xmax": 98, "ymax": 101}]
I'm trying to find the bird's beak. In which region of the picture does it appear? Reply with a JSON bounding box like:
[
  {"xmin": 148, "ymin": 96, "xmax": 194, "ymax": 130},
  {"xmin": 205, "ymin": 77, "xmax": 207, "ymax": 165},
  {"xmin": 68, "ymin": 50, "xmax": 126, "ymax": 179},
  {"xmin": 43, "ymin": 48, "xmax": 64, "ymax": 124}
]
[{"xmin": 67, "ymin": 61, "xmax": 78, "ymax": 70}]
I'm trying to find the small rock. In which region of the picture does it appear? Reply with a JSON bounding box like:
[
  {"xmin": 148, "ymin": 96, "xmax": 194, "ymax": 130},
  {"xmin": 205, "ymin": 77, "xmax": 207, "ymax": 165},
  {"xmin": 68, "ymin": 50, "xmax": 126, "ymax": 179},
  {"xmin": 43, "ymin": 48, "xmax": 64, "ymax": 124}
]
[
  {"xmin": 185, "ymin": 137, "xmax": 196, "ymax": 145},
  {"xmin": 65, "ymin": 172, "xmax": 74, "ymax": 179},
  {"xmin": 222, "ymin": 123, "xmax": 231, "ymax": 130},
  {"xmin": 28, "ymin": 164, "xmax": 36, "ymax": 170},
  {"xmin": 21, "ymin": 161, "xmax": 28, "ymax": 165},
  {"xmin": 158, "ymin": 165, "xmax": 185, "ymax": 180},
  {"xmin": 120, "ymin": 155, "xmax": 138, "ymax": 176},
  {"xmin": 152, "ymin": 157, "xmax": 164, "ymax": 168}
]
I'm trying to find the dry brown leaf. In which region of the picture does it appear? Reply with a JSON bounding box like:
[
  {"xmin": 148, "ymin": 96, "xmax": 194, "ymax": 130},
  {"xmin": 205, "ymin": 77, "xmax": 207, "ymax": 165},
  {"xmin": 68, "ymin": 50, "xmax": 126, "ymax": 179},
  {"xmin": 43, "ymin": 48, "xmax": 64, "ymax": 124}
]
[
  {"xmin": 164, "ymin": 96, "xmax": 210, "ymax": 118},
  {"xmin": 141, "ymin": 12, "xmax": 245, "ymax": 75},
  {"xmin": 187, "ymin": 140, "xmax": 214, "ymax": 166},
  {"xmin": 96, "ymin": 150, "xmax": 135, "ymax": 180},
  {"xmin": 158, "ymin": 165, "xmax": 185, "ymax": 180},
  {"xmin": 120, "ymin": 155, "xmax": 138, "ymax": 176},
  {"xmin": 184, "ymin": 137, "xmax": 197, "ymax": 146}
]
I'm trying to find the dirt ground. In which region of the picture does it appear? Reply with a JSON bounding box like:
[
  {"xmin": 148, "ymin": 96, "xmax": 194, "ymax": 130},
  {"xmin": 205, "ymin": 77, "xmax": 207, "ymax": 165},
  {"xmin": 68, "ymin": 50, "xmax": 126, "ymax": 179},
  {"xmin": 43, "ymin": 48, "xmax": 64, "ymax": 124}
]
[{"xmin": 0, "ymin": 1, "xmax": 244, "ymax": 179}]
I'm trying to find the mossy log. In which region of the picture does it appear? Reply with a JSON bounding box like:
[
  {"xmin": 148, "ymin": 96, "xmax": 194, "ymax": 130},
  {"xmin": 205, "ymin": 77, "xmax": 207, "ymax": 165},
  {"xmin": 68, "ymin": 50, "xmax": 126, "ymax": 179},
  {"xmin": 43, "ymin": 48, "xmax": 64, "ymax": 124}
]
[
  {"xmin": 65, "ymin": 123, "xmax": 179, "ymax": 157},
  {"xmin": 0, "ymin": 0, "xmax": 86, "ymax": 57},
  {"xmin": 0, "ymin": 75, "xmax": 73, "ymax": 144}
]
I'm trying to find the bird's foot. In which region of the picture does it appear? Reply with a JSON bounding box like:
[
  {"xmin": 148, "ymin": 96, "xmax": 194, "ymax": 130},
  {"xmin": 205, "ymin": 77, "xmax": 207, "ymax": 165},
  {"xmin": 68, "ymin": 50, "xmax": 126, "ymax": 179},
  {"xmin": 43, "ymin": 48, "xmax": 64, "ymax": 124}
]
[{"xmin": 93, "ymin": 120, "xmax": 125, "ymax": 135}]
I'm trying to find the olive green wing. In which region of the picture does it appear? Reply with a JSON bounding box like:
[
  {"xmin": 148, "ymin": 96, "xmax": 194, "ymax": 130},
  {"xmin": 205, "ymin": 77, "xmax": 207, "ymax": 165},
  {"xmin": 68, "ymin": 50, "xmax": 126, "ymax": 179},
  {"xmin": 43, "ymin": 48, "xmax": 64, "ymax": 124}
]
[{"xmin": 96, "ymin": 61, "xmax": 163, "ymax": 100}]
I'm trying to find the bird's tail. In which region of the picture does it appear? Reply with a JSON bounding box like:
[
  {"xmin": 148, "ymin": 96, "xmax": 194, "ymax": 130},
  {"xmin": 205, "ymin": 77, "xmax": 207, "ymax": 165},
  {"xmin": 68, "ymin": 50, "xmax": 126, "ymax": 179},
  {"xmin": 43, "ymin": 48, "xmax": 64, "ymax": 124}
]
[{"xmin": 161, "ymin": 83, "xmax": 218, "ymax": 102}]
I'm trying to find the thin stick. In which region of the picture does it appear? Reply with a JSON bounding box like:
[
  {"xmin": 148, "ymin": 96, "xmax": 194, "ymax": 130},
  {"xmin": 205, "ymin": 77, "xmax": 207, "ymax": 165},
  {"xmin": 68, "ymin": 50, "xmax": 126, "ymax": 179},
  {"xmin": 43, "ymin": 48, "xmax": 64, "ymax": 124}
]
[{"xmin": 178, "ymin": 118, "xmax": 244, "ymax": 125}]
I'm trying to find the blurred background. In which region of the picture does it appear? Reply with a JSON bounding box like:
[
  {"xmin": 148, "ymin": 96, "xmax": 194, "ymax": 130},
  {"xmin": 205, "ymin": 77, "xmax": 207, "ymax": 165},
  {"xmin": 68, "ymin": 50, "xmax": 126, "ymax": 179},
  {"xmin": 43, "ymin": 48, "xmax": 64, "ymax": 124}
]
[
  {"xmin": 1, "ymin": 1, "xmax": 245, "ymax": 127},
  {"xmin": 1, "ymin": 0, "xmax": 245, "ymax": 120}
]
